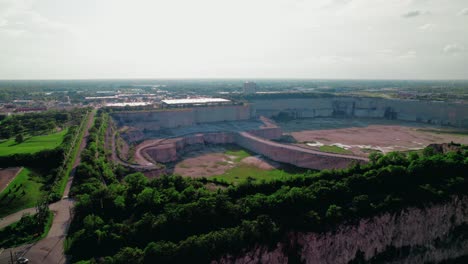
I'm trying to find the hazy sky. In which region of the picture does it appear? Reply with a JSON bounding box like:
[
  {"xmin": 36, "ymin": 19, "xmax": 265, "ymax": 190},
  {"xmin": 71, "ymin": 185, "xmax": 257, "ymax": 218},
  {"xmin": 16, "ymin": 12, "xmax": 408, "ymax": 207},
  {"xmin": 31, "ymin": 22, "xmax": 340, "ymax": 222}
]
[{"xmin": 0, "ymin": 0, "xmax": 467, "ymax": 79}]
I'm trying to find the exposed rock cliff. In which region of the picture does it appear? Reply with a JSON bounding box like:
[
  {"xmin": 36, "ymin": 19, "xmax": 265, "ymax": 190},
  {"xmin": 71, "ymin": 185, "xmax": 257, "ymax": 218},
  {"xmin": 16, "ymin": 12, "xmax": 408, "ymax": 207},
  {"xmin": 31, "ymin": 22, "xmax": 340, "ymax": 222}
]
[{"xmin": 215, "ymin": 196, "xmax": 468, "ymax": 264}]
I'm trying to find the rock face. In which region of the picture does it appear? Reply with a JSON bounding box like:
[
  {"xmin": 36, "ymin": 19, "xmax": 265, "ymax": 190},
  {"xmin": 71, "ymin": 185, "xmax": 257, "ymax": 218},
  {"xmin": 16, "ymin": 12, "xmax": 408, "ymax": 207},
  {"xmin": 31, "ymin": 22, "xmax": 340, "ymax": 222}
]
[
  {"xmin": 112, "ymin": 105, "xmax": 252, "ymax": 130},
  {"xmin": 215, "ymin": 196, "xmax": 468, "ymax": 264},
  {"xmin": 251, "ymin": 97, "xmax": 468, "ymax": 128},
  {"xmin": 142, "ymin": 130, "xmax": 367, "ymax": 170},
  {"xmin": 235, "ymin": 132, "xmax": 366, "ymax": 170},
  {"xmin": 143, "ymin": 132, "xmax": 237, "ymax": 163}
]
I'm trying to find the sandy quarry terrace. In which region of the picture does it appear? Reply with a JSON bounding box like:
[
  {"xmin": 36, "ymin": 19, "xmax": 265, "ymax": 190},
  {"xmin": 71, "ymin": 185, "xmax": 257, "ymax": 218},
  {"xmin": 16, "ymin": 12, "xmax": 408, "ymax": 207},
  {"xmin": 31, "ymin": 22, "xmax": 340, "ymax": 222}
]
[
  {"xmin": 173, "ymin": 146, "xmax": 279, "ymax": 178},
  {"xmin": 291, "ymin": 125, "xmax": 468, "ymax": 156}
]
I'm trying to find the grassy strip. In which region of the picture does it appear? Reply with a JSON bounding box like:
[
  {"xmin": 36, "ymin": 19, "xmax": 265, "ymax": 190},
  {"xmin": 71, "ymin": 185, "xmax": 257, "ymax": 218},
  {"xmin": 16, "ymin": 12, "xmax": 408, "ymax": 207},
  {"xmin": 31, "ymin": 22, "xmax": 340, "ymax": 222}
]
[
  {"xmin": 38, "ymin": 210, "xmax": 54, "ymax": 241},
  {"xmin": 0, "ymin": 211, "xmax": 53, "ymax": 248},
  {"xmin": 211, "ymin": 165, "xmax": 295, "ymax": 185},
  {"xmin": 319, "ymin": 145, "xmax": 353, "ymax": 154},
  {"xmin": 224, "ymin": 148, "xmax": 252, "ymax": 162},
  {"xmin": 0, "ymin": 168, "xmax": 45, "ymax": 218},
  {"xmin": 0, "ymin": 129, "xmax": 68, "ymax": 157},
  {"xmin": 416, "ymin": 128, "xmax": 468, "ymax": 136},
  {"xmin": 55, "ymin": 110, "xmax": 94, "ymax": 197}
]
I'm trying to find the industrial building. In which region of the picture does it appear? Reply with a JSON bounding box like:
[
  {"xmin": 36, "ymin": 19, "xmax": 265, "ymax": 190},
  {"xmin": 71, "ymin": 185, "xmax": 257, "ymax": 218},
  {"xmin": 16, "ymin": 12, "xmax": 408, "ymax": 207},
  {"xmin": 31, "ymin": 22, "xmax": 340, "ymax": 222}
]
[
  {"xmin": 161, "ymin": 98, "xmax": 232, "ymax": 108},
  {"xmin": 243, "ymin": 82, "xmax": 257, "ymax": 94}
]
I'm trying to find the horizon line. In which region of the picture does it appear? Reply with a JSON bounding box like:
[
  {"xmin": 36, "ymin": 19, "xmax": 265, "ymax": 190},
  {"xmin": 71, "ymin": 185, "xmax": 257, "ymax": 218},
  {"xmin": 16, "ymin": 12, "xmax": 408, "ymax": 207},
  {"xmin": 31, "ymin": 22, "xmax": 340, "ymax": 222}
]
[{"xmin": 0, "ymin": 77, "xmax": 468, "ymax": 82}]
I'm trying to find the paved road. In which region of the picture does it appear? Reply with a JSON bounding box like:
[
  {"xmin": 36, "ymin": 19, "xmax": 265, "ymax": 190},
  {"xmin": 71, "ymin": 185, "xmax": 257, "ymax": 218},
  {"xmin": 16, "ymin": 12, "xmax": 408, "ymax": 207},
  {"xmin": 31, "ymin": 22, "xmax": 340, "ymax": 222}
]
[
  {"xmin": 0, "ymin": 109, "xmax": 95, "ymax": 264},
  {"xmin": 0, "ymin": 208, "xmax": 37, "ymax": 230}
]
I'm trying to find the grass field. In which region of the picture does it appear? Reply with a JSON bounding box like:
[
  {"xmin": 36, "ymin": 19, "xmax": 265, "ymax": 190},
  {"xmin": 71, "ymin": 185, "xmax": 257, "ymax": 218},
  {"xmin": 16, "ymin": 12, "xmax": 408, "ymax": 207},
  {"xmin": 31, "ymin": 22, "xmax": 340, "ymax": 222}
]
[
  {"xmin": 319, "ymin": 145, "xmax": 353, "ymax": 154},
  {"xmin": 211, "ymin": 164, "xmax": 296, "ymax": 185},
  {"xmin": 0, "ymin": 129, "xmax": 68, "ymax": 156},
  {"xmin": 193, "ymin": 145, "xmax": 300, "ymax": 184},
  {"xmin": 0, "ymin": 168, "xmax": 45, "ymax": 218},
  {"xmin": 224, "ymin": 148, "xmax": 251, "ymax": 162}
]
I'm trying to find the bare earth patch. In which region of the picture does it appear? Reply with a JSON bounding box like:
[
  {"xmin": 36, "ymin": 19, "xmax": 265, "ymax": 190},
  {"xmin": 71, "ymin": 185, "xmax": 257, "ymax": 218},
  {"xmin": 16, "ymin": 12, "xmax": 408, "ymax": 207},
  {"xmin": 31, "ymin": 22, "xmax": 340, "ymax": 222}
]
[
  {"xmin": 173, "ymin": 147, "xmax": 236, "ymax": 178},
  {"xmin": 291, "ymin": 125, "xmax": 468, "ymax": 157},
  {"xmin": 0, "ymin": 167, "xmax": 22, "ymax": 193},
  {"xmin": 241, "ymin": 156, "xmax": 280, "ymax": 170}
]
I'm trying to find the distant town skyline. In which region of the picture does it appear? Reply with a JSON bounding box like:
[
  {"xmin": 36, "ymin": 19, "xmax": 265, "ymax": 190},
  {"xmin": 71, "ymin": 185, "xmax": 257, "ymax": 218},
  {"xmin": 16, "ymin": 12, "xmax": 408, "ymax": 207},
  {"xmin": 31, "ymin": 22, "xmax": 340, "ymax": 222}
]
[{"xmin": 0, "ymin": 0, "xmax": 467, "ymax": 80}]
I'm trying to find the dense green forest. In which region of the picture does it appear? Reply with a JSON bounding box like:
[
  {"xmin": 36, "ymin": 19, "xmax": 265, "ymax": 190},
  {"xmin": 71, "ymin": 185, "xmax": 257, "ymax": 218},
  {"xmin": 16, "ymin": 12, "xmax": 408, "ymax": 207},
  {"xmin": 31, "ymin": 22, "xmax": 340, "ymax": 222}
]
[{"xmin": 66, "ymin": 111, "xmax": 468, "ymax": 264}]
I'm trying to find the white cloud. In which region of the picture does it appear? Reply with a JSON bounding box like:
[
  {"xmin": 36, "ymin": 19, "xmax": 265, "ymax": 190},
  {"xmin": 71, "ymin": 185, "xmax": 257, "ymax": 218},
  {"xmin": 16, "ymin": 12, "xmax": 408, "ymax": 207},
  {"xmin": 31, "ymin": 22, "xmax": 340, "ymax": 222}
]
[
  {"xmin": 443, "ymin": 43, "xmax": 465, "ymax": 54},
  {"xmin": 0, "ymin": 0, "xmax": 76, "ymax": 38},
  {"xmin": 399, "ymin": 50, "xmax": 417, "ymax": 59},
  {"xmin": 402, "ymin": 10, "xmax": 421, "ymax": 18},
  {"xmin": 377, "ymin": 49, "xmax": 394, "ymax": 55},
  {"xmin": 458, "ymin": 8, "xmax": 468, "ymax": 16},
  {"xmin": 1, "ymin": 0, "xmax": 468, "ymax": 79},
  {"xmin": 0, "ymin": 28, "xmax": 25, "ymax": 37},
  {"xmin": 419, "ymin": 23, "xmax": 435, "ymax": 31}
]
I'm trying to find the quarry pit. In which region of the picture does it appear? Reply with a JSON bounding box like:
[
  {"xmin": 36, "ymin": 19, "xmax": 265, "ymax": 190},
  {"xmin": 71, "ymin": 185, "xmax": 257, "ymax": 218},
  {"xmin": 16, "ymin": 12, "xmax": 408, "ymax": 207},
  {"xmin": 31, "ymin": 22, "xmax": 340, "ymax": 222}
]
[{"xmin": 110, "ymin": 96, "xmax": 468, "ymax": 177}]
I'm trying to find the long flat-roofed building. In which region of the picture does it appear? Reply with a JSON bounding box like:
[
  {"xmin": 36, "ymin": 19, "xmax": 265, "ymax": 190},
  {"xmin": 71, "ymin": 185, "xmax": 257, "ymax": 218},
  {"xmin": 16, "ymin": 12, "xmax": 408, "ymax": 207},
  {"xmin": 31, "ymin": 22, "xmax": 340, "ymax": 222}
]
[{"xmin": 162, "ymin": 98, "xmax": 231, "ymax": 108}]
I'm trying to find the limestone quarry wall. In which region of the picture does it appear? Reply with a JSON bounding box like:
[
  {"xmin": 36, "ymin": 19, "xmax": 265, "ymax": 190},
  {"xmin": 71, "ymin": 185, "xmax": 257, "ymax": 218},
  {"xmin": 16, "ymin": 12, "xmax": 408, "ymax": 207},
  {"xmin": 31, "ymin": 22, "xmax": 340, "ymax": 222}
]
[
  {"xmin": 247, "ymin": 127, "xmax": 283, "ymax": 140},
  {"xmin": 143, "ymin": 130, "xmax": 365, "ymax": 170},
  {"xmin": 112, "ymin": 105, "xmax": 252, "ymax": 130},
  {"xmin": 251, "ymin": 97, "xmax": 468, "ymax": 127},
  {"xmin": 215, "ymin": 196, "xmax": 468, "ymax": 264},
  {"xmin": 143, "ymin": 132, "xmax": 237, "ymax": 163},
  {"xmin": 235, "ymin": 132, "xmax": 366, "ymax": 170}
]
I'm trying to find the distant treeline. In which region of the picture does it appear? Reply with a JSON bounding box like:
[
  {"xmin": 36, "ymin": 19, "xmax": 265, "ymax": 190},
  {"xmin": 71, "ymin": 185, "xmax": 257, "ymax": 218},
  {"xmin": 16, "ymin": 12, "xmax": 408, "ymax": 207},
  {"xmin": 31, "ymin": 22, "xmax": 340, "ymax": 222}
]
[
  {"xmin": 1, "ymin": 79, "xmax": 467, "ymax": 102},
  {"xmin": 66, "ymin": 111, "xmax": 468, "ymax": 264},
  {"xmin": 227, "ymin": 92, "xmax": 336, "ymax": 101}
]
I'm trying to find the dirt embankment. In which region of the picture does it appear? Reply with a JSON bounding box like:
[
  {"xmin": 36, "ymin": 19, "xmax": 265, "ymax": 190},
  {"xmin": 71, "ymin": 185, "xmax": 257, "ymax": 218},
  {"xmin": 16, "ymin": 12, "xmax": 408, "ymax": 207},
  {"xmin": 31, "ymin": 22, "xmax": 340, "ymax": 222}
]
[{"xmin": 0, "ymin": 167, "xmax": 22, "ymax": 193}]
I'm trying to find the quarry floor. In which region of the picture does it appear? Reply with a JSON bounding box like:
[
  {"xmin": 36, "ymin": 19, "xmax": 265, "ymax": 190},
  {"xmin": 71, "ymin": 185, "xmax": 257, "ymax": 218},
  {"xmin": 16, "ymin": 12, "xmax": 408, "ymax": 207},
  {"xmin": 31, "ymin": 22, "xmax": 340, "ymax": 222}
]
[
  {"xmin": 174, "ymin": 121, "xmax": 467, "ymax": 177},
  {"xmin": 171, "ymin": 145, "xmax": 282, "ymax": 179},
  {"xmin": 286, "ymin": 122, "xmax": 468, "ymax": 157}
]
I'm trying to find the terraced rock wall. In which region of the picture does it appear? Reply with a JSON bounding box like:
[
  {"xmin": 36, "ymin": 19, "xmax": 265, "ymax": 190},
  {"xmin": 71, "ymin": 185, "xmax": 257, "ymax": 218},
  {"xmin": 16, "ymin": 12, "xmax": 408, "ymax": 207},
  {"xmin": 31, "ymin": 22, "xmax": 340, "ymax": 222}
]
[
  {"xmin": 251, "ymin": 97, "xmax": 468, "ymax": 127},
  {"xmin": 112, "ymin": 105, "xmax": 252, "ymax": 130},
  {"xmin": 143, "ymin": 130, "xmax": 366, "ymax": 170}
]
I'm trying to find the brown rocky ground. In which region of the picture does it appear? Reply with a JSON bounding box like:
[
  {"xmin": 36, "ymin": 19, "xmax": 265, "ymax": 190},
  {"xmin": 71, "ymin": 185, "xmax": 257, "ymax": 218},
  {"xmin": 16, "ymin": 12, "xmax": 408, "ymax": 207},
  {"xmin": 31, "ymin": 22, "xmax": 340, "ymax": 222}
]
[
  {"xmin": 241, "ymin": 156, "xmax": 280, "ymax": 170},
  {"xmin": 172, "ymin": 146, "xmax": 279, "ymax": 178},
  {"xmin": 291, "ymin": 125, "xmax": 468, "ymax": 156},
  {"xmin": 173, "ymin": 146, "xmax": 236, "ymax": 178}
]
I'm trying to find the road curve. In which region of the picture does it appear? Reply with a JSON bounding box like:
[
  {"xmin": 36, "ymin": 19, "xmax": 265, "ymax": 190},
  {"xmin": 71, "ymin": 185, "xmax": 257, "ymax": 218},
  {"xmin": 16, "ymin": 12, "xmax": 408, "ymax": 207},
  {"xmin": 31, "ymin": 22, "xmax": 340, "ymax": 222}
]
[{"xmin": 0, "ymin": 208, "xmax": 37, "ymax": 230}]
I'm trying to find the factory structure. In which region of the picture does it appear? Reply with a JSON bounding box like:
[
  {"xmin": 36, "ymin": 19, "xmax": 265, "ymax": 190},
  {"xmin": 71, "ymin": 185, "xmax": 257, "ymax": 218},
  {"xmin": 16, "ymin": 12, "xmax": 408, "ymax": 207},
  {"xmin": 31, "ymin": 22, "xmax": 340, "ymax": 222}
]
[
  {"xmin": 161, "ymin": 98, "xmax": 233, "ymax": 108},
  {"xmin": 243, "ymin": 81, "xmax": 258, "ymax": 94}
]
